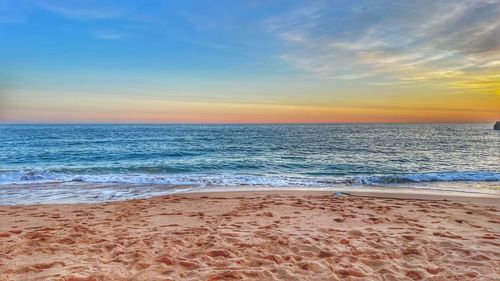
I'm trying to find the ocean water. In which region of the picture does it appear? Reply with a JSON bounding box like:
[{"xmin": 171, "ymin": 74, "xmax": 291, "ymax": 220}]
[{"xmin": 0, "ymin": 124, "xmax": 498, "ymax": 204}]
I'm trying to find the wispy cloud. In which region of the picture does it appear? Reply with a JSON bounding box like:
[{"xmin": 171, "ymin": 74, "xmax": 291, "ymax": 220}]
[
  {"xmin": 34, "ymin": 0, "xmax": 124, "ymax": 21},
  {"xmin": 0, "ymin": 1, "xmax": 28, "ymax": 24},
  {"xmin": 178, "ymin": 11, "xmax": 216, "ymax": 30},
  {"xmin": 264, "ymin": 0, "xmax": 500, "ymax": 95},
  {"xmin": 0, "ymin": 15, "xmax": 25, "ymax": 24},
  {"xmin": 93, "ymin": 29, "xmax": 126, "ymax": 40}
]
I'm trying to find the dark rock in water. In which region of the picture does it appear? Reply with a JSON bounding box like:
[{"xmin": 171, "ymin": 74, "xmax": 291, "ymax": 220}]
[{"xmin": 495, "ymin": 121, "xmax": 500, "ymax": 130}]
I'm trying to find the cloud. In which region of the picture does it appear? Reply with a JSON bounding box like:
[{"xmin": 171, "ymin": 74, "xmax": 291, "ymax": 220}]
[
  {"xmin": 0, "ymin": 1, "xmax": 28, "ymax": 23},
  {"xmin": 263, "ymin": 0, "xmax": 500, "ymax": 95},
  {"xmin": 0, "ymin": 15, "xmax": 25, "ymax": 24},
  {"xmin": 177, "ymin": 11, "xmax": 216, "ymax": 30},
  {"xmin": 93, "ymin": 29, "xmax": 126, "ymax": 40},
  {"xmin": 34, "ymin": 0, "xmax": 124, "ymax": 21}
]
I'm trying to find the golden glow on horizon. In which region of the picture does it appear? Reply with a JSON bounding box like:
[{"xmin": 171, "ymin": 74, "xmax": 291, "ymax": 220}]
[
  {"xmin": 2, "ymin": 87, "xmax": 499, "ymax": 123},
  {"xmin": 3, "ymin": 55, "xmax": 498, "ymax": 124}
]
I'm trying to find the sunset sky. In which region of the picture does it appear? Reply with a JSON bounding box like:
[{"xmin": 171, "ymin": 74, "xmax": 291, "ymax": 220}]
[{"xmin": 1, "ymin": 0, "xmax": 499, "ymax": 123}]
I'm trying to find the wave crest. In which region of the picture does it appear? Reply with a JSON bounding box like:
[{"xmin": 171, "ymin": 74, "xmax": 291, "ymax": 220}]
[{"xmin": 0, "ymin": 170, "xmax": 499, "ymax": 186}]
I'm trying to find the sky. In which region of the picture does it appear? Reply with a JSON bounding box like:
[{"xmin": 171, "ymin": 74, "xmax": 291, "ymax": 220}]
[{"xmin": 0, "ymin": 0, "xmax": 499, "ymax": 123}]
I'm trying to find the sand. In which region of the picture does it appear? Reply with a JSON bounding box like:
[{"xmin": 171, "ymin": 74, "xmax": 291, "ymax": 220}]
[{"xmin": 0, "ymin": 189, "xmax": 499, "ymax": 280}]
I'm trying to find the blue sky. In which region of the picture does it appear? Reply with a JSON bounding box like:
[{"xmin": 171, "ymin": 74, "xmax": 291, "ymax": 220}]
[{"xmin": 1, "ymin": 0, "xmax": 499, "ymax": 123}]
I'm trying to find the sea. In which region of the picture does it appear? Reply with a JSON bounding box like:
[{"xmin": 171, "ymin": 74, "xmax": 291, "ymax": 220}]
[{"xmin": 0, "ymin": 124, "xmax": 498, "ymax": 204}]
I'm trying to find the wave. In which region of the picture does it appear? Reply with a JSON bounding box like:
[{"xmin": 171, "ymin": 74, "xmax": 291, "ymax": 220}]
[
  {"xmin": 357, "ymin": 172, "xmax": 500, "ymax": 184},
  {"xmin": 1, "ymin": 170, "xmax": 499, "ymax": 187}
]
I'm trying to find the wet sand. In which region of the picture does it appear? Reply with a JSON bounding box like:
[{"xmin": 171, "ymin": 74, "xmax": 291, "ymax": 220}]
[{"xmin": 0, "ymin": 190, "xmax": 499, "ymax": 280}]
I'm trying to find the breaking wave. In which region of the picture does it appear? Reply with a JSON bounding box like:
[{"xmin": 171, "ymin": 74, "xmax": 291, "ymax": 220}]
[{"xmin": 1, "ymin": 170, "xmax": 498, "ymax": 187}]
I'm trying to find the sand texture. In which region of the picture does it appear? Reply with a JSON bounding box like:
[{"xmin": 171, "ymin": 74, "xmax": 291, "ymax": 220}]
[{"xmin": 0, "ymin": 190, "xmax": 499, "ymax": 280}]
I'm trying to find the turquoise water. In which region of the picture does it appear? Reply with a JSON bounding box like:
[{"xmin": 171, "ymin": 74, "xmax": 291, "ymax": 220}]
[{"xmin": 0, "ymin": 124, "xmax": 498, "ymax": 204}]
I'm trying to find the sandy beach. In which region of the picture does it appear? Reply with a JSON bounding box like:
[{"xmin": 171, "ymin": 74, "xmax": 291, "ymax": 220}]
[{"xmin": 0, "ymin": 189, "xmax": 499, "ymax": 281}]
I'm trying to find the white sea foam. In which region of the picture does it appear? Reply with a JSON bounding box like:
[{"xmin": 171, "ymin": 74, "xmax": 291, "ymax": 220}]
[
  {"xmin": 1, "ymin": 170, "xmax": 498, "ymax": 205},
  {"xmin": 1, "ymin": 170, "xmax": 499, "ymax": 187}
]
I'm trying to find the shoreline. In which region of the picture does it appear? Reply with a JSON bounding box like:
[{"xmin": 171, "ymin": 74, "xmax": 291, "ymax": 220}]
[
  {"xmin": 184, "ymin": 187, "xmax": 500, "ymax": 206},
  {"xmin": 1, "ymin": 189, "xmax": 499, "ymax": 280},
  {"xmin": 1, "ymin": 185, "xmax": 499, "ymax": 207}
]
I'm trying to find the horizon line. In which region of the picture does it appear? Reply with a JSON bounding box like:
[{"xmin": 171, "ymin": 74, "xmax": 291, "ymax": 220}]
[{"xmin": 0, "ymin": 121, "xmax": 497, "ymax": 126}]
